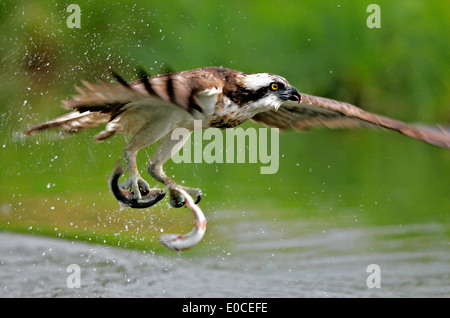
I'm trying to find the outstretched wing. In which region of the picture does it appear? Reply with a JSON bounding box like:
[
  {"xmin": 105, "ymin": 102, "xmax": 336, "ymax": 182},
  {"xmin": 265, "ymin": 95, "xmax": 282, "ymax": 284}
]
[
  {"xmin": 63, "ymin": 71, "xmax": 204, "ymax": 116},
  {"xmin": 23, "ymin": 71, "xmax": 204, "ymax": 140},
  {"xmin": 252, "ymin": 93, "xmax": 450, "ymax": 149}
]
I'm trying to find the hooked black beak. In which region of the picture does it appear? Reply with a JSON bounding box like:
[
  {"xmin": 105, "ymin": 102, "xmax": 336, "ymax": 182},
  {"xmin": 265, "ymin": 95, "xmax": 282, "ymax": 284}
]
[
  {"xmin": 287, "ymin": 87, "xmax": 301, "ymax": 103},
  {"xmin": 280, "ymin": 86, "xmax": 301, "ymax": 103}
]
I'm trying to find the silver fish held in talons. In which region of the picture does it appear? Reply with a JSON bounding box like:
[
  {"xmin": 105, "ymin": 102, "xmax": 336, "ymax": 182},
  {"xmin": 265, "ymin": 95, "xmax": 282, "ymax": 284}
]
[{"xmin": 158, "ymin": 187, "xmax": 207, "ymax": 251}]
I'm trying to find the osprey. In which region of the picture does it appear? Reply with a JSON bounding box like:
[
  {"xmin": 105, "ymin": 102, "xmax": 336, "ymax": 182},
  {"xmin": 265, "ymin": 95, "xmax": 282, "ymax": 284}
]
[{"xmin": 24, "ymin": 66, "xmax": 450, "ymax": 209}]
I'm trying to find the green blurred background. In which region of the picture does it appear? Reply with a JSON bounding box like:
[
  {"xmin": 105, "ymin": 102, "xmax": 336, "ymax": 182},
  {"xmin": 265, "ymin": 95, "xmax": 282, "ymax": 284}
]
[{"xmin": 0, "ymin": 0, "xmax": 449, "ymax": 252}]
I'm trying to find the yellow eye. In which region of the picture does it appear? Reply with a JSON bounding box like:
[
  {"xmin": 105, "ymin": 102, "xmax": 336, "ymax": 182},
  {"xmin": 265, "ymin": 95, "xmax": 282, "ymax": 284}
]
[{"xmin": 270, "ymin": 83, "xmax": 279, "ymax": 91}]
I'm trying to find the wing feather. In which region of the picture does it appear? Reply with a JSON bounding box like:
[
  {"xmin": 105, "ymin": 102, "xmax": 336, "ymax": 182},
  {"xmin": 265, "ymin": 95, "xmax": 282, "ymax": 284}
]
[
  {"xmin": 23, "ymin": 70, "xmax": 207, "ymax": 140},
  {"xmin": 252, "ymin": 93, "xmax": 450, "ymax": 149},
  {"xmin": 23, "ymin": 111, "xmax": 111, "ymax": 136}
]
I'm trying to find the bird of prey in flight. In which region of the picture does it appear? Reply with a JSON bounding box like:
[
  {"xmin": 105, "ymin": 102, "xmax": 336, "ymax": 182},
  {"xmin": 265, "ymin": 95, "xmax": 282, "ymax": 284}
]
[{"xmin": 24, "ymin": 66, "xmax": 450, "ymax": 209}]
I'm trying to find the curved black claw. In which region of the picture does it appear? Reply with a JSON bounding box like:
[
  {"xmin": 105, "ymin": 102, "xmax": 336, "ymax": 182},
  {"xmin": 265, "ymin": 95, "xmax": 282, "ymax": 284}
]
[
  {"xmin": 169, "ymin": 188, "xmax": 202, "ymax": 208},
  {"xmin": 192, "ymin": 189, "xmax": 202, "ymax": 205},
  {"xmin": 170, "ymin": 197, "xmax": 185, "ymax": 209},
  {"xmin": 109, "ymin": 165, "xmax": 166, "ymax": 209}
]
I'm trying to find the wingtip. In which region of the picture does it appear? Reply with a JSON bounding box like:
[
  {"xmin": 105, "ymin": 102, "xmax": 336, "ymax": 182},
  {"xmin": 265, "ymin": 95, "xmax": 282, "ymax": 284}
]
[
  {"xmin": 111, "ymin": 70, "xmax": 132, "ymax": 89},
  {"xmin": 411, "ymin": 123, "xmax": 450, "ymax": 149},
  {"xmin": 22, "ymin": 128, "xmax": 33, "ymax": 136},
  {"xmin": 137, "ymin": 67, "xmax": 157, "ymax": 96}
]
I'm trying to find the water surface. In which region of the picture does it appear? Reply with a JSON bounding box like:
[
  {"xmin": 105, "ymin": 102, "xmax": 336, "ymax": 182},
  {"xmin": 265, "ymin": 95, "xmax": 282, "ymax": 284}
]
[{"xmin": 1, "ymin": 216, "xmax": 448, "ymax": 297}]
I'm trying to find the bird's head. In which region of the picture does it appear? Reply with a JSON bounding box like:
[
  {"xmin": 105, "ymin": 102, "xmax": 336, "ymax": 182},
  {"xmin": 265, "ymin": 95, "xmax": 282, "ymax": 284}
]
[{"xmin": 236, "ymin": 72, "xmax": 301, "ymax": 110}]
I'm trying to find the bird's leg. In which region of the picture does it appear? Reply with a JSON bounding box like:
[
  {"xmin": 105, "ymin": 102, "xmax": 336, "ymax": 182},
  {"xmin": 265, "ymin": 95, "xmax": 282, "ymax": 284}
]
[
  {"xmin": 149, "ymin": 163, "xmax": 202, "ymax": 208},
  {"xmin": 148, "ymin": 133, "xmax": 202, "ymax": 208},
  {"xmin": 120, "ymin": 147, "xmax": 150, "ymax": 199},
  {"xmin": 111, "ymin": 121, "xmax": 169, "ymax": 208}
]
